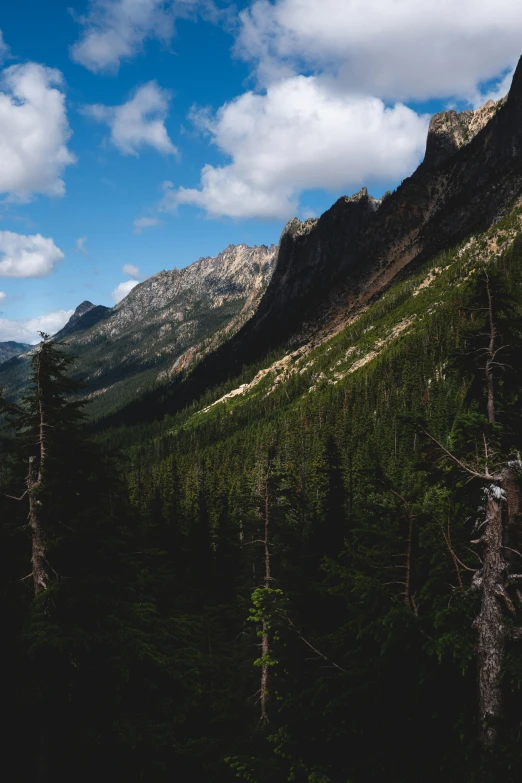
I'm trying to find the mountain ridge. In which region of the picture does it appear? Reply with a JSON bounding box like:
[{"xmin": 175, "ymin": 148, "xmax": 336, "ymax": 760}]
[
  {"xmin": 0, "ymin": 341, "xmax": 32, "ymax": 366},
  {"xmin": 0, "ymin": 243, "xmax": 277, "ymax": 416},
  {"xmin": 109, "ymin": 58, "xmax": 522, "ymax": 426}
]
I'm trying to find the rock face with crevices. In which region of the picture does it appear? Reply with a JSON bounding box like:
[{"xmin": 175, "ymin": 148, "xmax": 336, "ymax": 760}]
[
  {"xmin": 132, "ymin": 56, "xmax": 522, "ymax": 423},
  {"xmin": 423, "ymin": 98, "xmax": 505, "ymax": 169},
  {"xmin": 5, "ymin": 58, "xmax": 522, "ymax": 427}
]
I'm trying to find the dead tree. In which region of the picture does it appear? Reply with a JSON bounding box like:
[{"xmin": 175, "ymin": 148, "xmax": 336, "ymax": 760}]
[
  {"xmin": 1, "ymin": 341, "xmax": 53, "ymax": 595},
  {"xmin": 29, "ymin": 346, "xmax": 52, "ymax": 594},
  {"xmin": 425, "ymin": 429, "xmax": 522, "ymax": 747},
  {"xmin": 423, "ymin": 270, "xmax": 522, "ymax": 747}
]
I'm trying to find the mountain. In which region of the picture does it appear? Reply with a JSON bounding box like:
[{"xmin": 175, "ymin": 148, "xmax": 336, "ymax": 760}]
[
  {"xmin": 0, "ymin": 341, "xmax": 31, "ymax": 365},
  {"xmin": 105, "ymin": 63, "xmax": 522, "ymax": 427},
  {"xmin": 56, "ymin": 301, "xmax": 110, "ymax": 339},
  {"xmin": 5, "ymin": 58, "xmax": 522, "ymax": 783},
  {"xmin": 0, "ymin": 244, "xmax": 276, "ymax": 415}
]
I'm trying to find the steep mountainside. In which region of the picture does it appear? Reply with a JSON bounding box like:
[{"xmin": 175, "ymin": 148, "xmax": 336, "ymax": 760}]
[
  {"xmin": 0, "ymin": 341, "xmax": 31, "ymax": 365},
  {"xmin": 0, "ymin": 244, "xmax": 276, "ymax": 416},
  {"xmin": 89, "ymin": 197, "xmax": 522, "ymax": 783},
  {"xmin": 5, "ymin": 58, "xmax": 522, "ymax": 783},
  {"xmin": 110, "ymin": 60, "xmax": 522, "ymax": 425}
]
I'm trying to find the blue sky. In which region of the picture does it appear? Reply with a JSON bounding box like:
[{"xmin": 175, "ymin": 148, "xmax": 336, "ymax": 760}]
[{"xmin": 0, "ymin": 0, "xmax": 520, "ymax": 342}]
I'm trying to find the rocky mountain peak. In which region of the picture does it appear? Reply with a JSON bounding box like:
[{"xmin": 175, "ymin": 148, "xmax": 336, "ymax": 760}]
[
  {"xmin": 56, "ymin": 301, "xmax": 110, "ymax": 339},
  {"xmin": 72, "ymin": 301, "xmax": 96, "ymax": 318},
  {"xmin": 424, "ymin": 97, "xmax": 504, "ymax": 169}
]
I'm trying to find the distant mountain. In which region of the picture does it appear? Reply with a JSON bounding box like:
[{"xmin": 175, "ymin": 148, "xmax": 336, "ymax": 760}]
[
  {"xmin": 0, "ymin": 244, "xmax": 276, "ymax": 416},
  {"xmin": 0, "ymin": 341, "xmax": 31, "ymax": 365},
  {"xmin": 56, "ymin": 301, "xmax": 110, "ymax": 339}
]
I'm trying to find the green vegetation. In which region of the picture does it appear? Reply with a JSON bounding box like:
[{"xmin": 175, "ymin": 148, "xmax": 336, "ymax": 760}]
[{"xmin": 3, "ymin": 217, "xmax": 522, "ymax": 781}]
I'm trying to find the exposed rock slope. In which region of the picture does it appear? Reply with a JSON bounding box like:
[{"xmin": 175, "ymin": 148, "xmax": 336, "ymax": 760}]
[
  {"xmin": 0, "ymin": 244, "xmax": 276, "ymax": 415},
  {"xmin": 144, "ymin": 57, "xmax": 522, "ymax": 420}
]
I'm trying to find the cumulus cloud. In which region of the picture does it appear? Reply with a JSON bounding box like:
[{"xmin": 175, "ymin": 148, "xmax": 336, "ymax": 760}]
[
  {"xmin": 133, "ymin": 216, "xmax": 162, "ymax": 233},
  {"xmin": 84, "ymin": 81, "xmax": 177, "ymax": 156},
  {"xmin": 0, "ymin": 63, "xmax": 76, "ymax": 202},
  {"xmin": 0, "ymin": 309, "xmax": 74, "ymax": 344},
  {"xmin": 237, "ymin": 0, "xmax": 522, "ymax": 101},
  {"xmin": 164, "ymin": 75, "xmax": 429, "ymax": 220},
  {"xmin": 0, "ymin": 231, "xmax": 64, "ymax": 278},
  {"xmin": 167, "ymin": 0, "xmax": 522, "ymax": 221},
  {"xmin": 0, "ymin": 291, "xmax": 5, "ymax": 303},
  {"xmin": 122, "ymin": 263, "xmax": 140, "ymax": 278},
  {"xmin": 112, "ymin": 279, "xmax": 139, "ymax": 303},
  {"xmin": 70, "ymin": 0, "xmax": 207, "ymax": 73}
]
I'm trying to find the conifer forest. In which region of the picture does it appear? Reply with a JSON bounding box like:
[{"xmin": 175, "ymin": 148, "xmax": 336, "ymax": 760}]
[
  {"xmin": 3, "ymin": 223, "xmax": 522, "ymax": 782},
  {"xmin": 4, "ymin": 45, "xmax": 522, "ymax": 783}
]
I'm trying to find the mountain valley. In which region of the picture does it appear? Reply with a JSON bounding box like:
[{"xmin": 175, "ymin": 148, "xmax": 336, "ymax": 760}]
[{"xmin": 4, "ymin": 54, "xmax": 522, "ymax": 783}]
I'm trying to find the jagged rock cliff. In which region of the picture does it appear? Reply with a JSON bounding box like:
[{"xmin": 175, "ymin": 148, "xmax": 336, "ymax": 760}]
[
  {"xmin": 423, "ymin": 98, "xmax": 504, "ymax": 168},
  {"xmin": 129, "ymin": 56, "xmax": 522, "ymax": 422}
]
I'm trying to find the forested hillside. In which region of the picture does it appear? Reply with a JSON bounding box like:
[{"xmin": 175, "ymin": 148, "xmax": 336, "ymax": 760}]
[
  {"xmin": 4, "ymin": 67, "xmax": 522, "ymax": 783},
  {"xmin": 3, "ymin": 207, "xmax": 522, "ymax": 780},
  {"xmin": 0, "ymin": 341, "xmax": 31, "ymax": 365}
]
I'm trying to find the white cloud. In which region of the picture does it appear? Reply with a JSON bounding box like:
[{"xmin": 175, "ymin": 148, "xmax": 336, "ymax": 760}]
[
  {"xmin": 0, "ymin": 291, "xmax": 5, "ymax": 302},
  {"xmin": 237, "ymin": 0, "xmax": 522, "ymax": 101},
  {"xmin": 0, "ymin": 231, "xmax": 64, "ymax": 278},
  {"xmin": 0, "ymin": 30, "xmax": 10, "ymax": 63},
  {"xmin": 84, "ymin": 81, "xmax": 177, "ymax": 156},
  {"xmin": 133, "ymin": 215, "xmax": 162, "ymax": 233},
  {"xmin": 0, "ymin": 62, "xmax": 76, "ymax": 202},
  {"xmin": 112, "ymin": 279, "xmax": 139, "ymax": 303},
  {"xmin": 122, "ymin": 263, "xmax": 140, "ymax": 278},
  {"xmin": 75, "ymin": 236, "xmax": 88, "ymax": 255},
  {"xmin": 0, "ymin": 309, "xmax": 74, "ymax": 344},
  {"xmin": 70, "ymin": 0, "xmax": 207, "ymax": 73},
  {"xmin": 164, "ymin": 75, "xmax": 429, "ymax": 220},
  {"xmin": 476, "ymin": 68, "xmax": 516, "ymax": 107}
]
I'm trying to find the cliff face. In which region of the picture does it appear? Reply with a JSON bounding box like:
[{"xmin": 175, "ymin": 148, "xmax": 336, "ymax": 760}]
[
  {"xmin": 423, "ymin": 98, "xmax": 504, "ymax": 169},
  {"xmin": 145, "ymin": 57, "xmax": 522, "ymax": 419}
]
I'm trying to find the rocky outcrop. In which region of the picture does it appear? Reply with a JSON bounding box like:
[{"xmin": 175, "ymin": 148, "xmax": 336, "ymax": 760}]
[
  {"xmin": 93, "ymin": 244, "xmax": 276, "ymax": 343},
  {"xmin": 423, "ymin": 98, "xmax": 504, "ymax": 168},
  {"xmin": 129, "ymin": 56, "xmax": 522, "ymax": 423}
]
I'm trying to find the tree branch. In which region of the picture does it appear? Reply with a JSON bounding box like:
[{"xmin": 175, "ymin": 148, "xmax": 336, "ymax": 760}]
[{"xmin": 421, "ymin": 428, "xmax": 494, "ymax": 481}]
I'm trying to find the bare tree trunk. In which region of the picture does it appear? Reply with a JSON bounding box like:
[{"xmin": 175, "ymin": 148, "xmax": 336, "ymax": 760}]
[
  {"xmin": 474, "ymin": 489, "xmax": 509, "ymax": 748},
  {"xmin": 28, "ymin": 456, "xmax": 49, "ymax": 595},
  {"xmin": 27, "ymin": 349, "xmax": 51, "ymax": 596}
]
